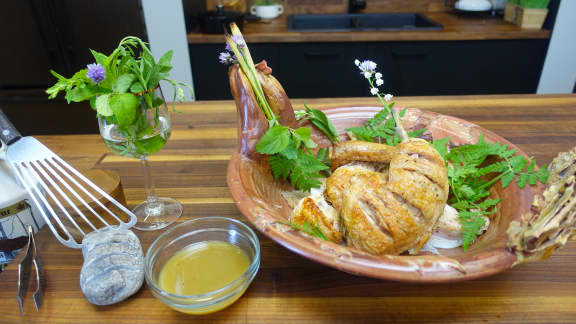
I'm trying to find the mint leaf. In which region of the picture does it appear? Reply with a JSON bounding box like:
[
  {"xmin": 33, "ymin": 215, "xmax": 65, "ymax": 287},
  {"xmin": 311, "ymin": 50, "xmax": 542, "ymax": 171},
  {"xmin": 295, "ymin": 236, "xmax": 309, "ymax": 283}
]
[
  {"xmin": 130, "ymin": 82, "xmax": 145, "ymax": 94},
  {"xmin": 256, "ymin": 125, "xmax": 290, "ymax": 154},
  {"xmin": 293, "ymin": 127, "xmax": 311, "ymax": 147},
  {"xmin": 90, "ymin": 49, "xmax": 108, "ymax": 67},
  {"xmin": 134, "ymin": 134, "xmax": 166, "ymax": 156},
  {"xmin": 157, "ymin": 50, "xmax": 173, "ymax": 73},
  {"xmin": 72, "ymin": 69, "xmax": 88, "ymax": 80},
  {"xmin": 293, "ymin": 127, "xmax": 317, "ymax": 149},
  {"xmin": 113, "ymin": 74, "xmax": 136, "ymax": 93},
  {"xmin": 67, "ymin": 85, "xmax": 98, "ymax": 102},
  {"xmin": 95, "ymin": 94, "xmax": 113, "ymax": 116},
  {"xmin": 49, "ymin": 70, "xmax": 67, "ymax": 81},
  {"xmin": 302, "ymin": 104, "xmax": 339, "ymax": 143},
  {"xmin": 280, "ymin": 139, "xmax": 298, "ymax": 160},
  {"xmin": 108, "ymin": 93, "xmax": 140, "ymax": 128}
]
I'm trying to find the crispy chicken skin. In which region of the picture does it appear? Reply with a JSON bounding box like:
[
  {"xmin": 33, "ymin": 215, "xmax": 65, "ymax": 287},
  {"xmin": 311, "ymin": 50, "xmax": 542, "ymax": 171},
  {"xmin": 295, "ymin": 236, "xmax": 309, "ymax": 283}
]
[
  {"xmin": 325, "ymin": 163, "xmax": 381, "ymax": 211},
  {"xmin": 330, "ymin": 138, "xmax": 449, "ymax": 255},
  {"xmin": 342, "ymin": 173, "xmax": 422, "ymax": 254},
  {"xmin": 291, "ymin": 192, "xmax": 343, "ymax": 244}
]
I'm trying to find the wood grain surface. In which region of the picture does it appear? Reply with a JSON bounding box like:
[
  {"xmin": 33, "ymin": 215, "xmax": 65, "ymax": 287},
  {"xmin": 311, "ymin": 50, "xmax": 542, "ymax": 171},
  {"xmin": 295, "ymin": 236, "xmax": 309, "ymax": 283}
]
[
  {"xmin": 188, "ymin": 12, "xmax": 551, "ymax": 44},
  {"xmin": 1, "ymin": 94, "xmax": 575, "ymax": 323}
]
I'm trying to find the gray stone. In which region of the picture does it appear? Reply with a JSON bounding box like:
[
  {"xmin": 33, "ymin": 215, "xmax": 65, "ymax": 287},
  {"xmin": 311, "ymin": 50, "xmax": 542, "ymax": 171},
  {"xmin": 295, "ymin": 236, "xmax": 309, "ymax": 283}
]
[{"xmin": 80, "ymin": 229, "xmax": 144, "ymax": 306}]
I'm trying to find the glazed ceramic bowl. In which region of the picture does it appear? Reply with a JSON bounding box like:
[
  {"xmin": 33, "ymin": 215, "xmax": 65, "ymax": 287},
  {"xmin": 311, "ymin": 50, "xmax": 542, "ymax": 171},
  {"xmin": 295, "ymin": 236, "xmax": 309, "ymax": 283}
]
[
  {"xmin": 227, "ymin": 106, "xmax": 540, "ymax": 282},
  {"xmin": 144, "ymin": 217, "xmax": 260, "ymax": 314}
]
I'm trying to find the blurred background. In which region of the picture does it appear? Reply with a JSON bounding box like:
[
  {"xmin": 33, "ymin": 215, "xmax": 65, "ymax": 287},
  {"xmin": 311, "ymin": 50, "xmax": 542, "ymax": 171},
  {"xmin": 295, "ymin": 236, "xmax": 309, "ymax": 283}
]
[{"xmin": 0, "ymin": 0, "xmax": 573, "ymax": 135}]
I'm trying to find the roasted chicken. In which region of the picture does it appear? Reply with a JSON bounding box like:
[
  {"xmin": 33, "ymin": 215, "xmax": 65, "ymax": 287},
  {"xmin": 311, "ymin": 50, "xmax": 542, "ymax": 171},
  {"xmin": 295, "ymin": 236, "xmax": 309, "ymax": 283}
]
[{"xmin": 292, "ymin": 109, "xmax": 449, "ymax": 255}]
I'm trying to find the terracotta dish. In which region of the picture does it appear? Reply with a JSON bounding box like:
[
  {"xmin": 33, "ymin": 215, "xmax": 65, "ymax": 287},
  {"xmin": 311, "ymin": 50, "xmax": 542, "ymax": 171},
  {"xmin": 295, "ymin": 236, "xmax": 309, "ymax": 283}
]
[{"xmin": 226, "ymin": 64, "xmax": 576, "ymax": 282}]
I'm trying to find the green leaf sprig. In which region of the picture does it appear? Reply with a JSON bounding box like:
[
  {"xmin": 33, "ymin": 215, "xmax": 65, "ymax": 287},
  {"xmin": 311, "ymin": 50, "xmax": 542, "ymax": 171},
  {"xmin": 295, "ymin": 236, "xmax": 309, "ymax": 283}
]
[
  {"xmin": 434, "ymin": 134, "xmax": 549, "ymax": 249},
  {"xmin": 257, "ymin": 124, "xmax": 330, "ymax": 191},
  {"xmin": 346, "ymin": 105, "xmax": 426, "ymax": 146},
  {"xmin": 295, "ymin": 104, "xmax": 340, "ymax": 144},
  {"xmin": 278, "ymin": 221, "xmax": 328, "ymax": 241}
]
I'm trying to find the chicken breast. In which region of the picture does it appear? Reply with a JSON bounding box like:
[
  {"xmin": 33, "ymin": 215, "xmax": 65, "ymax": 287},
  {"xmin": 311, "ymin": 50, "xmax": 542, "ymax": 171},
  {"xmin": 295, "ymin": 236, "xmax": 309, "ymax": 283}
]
[{"xmin": 325, "ymin": 162, "xmax": 382, "ymax": 211}]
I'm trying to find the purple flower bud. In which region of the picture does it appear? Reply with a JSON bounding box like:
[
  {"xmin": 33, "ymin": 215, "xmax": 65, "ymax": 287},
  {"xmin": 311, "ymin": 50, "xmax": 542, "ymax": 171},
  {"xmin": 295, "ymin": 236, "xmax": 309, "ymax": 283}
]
[
  {"xmin": 218, "ymin": 52, "xmax": 236, "ymax": 65},
  {"xmin": 86, "ymin": 63, "xmax": 105, "ymax": 84}
]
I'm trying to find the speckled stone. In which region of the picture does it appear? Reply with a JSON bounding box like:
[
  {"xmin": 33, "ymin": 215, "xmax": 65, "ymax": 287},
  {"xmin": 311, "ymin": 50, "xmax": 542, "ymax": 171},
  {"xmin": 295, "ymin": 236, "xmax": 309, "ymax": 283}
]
[{"xmin": 80, "ymin": 229, "xmax": 144, "ymax": 306}]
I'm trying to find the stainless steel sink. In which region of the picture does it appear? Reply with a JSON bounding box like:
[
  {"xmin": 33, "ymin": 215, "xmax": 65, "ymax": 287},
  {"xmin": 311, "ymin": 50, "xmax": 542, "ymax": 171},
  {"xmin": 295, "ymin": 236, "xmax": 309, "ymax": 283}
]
[{"xmin": 287, "ymin": 13, "xmax": 443, "ymax": 32}]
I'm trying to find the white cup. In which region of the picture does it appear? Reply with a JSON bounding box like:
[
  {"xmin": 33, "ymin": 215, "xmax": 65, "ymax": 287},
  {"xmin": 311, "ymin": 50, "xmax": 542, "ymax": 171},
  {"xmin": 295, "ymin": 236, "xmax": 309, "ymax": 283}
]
[{"xmin": 250, "ymin": 4, "xmax": 284, "ymax": 19}]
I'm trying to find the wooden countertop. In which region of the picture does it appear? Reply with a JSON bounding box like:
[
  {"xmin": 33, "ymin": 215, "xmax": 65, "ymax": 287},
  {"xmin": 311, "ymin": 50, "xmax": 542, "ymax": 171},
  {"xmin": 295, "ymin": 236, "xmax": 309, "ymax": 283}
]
[
  {"xmin": 188, "ymin": 12, "xmax": 551, "ymax": 44},
  {"xmin": 1, "ymin": 94, "xmax": 575, "ymax": 323}
]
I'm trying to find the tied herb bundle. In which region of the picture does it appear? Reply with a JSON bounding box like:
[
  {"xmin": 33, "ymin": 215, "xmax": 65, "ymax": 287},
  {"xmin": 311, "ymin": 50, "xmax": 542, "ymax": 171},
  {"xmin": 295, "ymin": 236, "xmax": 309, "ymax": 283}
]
[
  {"xmin": 223, "ymin": 24, "xmax": 338, "ymax": 191},
  {"xmin": 351, "ymin": 59, "xmax": 549, "ymax": 249}
]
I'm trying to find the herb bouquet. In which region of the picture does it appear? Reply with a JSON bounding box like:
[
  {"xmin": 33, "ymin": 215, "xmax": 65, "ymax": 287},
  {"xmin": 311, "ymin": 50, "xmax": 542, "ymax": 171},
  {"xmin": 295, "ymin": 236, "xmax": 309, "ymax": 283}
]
[{"xmin": 47, "ymin": 36, "xmax": 193, "ymax": 231}]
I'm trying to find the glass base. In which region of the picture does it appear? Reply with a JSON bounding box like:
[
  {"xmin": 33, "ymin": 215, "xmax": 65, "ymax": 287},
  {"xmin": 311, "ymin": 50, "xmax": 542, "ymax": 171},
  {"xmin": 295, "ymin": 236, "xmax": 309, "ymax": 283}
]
[{"xmin": 132, "ymin": 197, "xmax": 183, "ymax": 231}]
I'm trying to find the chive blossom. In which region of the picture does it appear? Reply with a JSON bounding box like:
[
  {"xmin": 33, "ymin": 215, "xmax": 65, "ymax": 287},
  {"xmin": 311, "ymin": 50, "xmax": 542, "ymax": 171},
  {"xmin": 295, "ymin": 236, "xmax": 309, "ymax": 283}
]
[{"xmin": 86, "ymin": 63, "xmax": 105, "ymax": 84}]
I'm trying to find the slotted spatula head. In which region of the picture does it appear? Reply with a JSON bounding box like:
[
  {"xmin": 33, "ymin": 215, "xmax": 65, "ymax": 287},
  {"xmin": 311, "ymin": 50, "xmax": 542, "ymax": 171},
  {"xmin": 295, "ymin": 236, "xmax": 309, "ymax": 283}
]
[{"xmin": 0, "ymin": 109, "xmax": 136, "ymax": 248}]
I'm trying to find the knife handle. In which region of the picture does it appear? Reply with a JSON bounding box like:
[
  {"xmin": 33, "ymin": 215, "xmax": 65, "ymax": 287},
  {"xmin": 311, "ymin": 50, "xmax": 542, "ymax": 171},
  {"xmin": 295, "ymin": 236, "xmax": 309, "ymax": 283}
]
[{"xmin": 0, "ymin": 108, "xmax": 22, "ymax": 145}]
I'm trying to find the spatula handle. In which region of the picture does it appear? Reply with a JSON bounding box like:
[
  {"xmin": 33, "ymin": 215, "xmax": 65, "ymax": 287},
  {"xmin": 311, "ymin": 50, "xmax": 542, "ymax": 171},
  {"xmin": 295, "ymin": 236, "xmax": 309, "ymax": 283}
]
[{"xmin": 0, "ymin": 108, "xmax": 22, "ymax": 145}]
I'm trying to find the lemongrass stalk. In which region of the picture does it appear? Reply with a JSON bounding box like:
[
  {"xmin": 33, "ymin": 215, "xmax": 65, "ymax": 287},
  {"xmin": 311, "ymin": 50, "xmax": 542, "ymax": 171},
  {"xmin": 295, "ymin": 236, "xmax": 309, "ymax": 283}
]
[
  {"xmin": 230, "ymin": 24, "xmax": 257, "ymax": 68},
  {"xmin": 228, "ymin": 24, "xmax": 272, "ymax": 119},
  {"xmin": 225, "ymin": 29, "xmax": 276, "ymax": 124}
]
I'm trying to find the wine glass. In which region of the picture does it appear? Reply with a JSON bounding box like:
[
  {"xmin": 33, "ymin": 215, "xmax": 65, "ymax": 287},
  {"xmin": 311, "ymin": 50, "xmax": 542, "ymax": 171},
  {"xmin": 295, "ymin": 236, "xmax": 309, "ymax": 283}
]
[{"xmin": 98, "ymin": 88, "xmax": 182, "ymax": 231}]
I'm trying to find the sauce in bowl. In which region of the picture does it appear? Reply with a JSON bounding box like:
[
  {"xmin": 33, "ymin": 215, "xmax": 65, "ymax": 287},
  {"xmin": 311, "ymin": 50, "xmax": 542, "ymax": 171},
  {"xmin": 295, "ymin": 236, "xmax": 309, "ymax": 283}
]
[
  {"xmin": 157, "ymin": 240, "xmax": 253, "ymax": 314},
  {"xmin": 159, "ymin": 241, "xmax": 250, "ymax": 296},
  {"xmin": 145, "ymin": 217, "xmax": 260, "ymax": 315}
]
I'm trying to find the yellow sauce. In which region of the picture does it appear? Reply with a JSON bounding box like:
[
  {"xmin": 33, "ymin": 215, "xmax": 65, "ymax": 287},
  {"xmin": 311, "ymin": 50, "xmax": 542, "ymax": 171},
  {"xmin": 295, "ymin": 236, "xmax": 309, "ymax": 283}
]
[{"xmin": 158, "ymin": 241, "xmax": 251, "ymax": 314}]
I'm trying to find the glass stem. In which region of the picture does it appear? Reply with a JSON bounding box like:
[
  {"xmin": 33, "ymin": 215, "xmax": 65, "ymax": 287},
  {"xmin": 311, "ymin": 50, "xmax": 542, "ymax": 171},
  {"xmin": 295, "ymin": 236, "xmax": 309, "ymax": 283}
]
[{"xmin": 140, "ymin": 157, "xmax": 161, "ymax": 215}]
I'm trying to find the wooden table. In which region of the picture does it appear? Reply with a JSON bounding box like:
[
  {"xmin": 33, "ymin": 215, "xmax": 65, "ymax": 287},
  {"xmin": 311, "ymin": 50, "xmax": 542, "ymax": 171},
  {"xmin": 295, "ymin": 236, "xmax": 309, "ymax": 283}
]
[{"xmin": 1, "ymin": 94, "xmax": 575, "ymax": 323}]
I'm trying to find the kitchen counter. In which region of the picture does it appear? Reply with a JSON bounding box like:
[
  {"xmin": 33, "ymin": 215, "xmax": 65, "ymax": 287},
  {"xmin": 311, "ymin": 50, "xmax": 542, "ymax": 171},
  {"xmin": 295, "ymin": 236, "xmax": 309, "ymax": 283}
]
[
  {"xmin": 1, "ymin": 94, "xmax": 575, "ymax": 323},
  {"xmin": 188, "ymin": 12, "xmax": 551, "ymax": 44}
]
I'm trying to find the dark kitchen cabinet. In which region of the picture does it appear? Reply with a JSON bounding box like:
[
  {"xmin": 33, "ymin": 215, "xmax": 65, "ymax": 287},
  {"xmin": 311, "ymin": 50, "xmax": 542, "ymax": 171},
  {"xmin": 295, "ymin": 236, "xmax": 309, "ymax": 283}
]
[
  {"xmin": 0, "ymin": 0, "xmax": 147, "ymax": 135},
  {"xmin": 274, "ymin": 43, "xmax": 368, "ymax": 98},
  {"xmin": 374, "ymin": 40, "xmax": 549, "ymax": 96},
  {"xmin": 190, "ymin": 39, "xmax": 549, "ymax": 100},
  {"xmin": 191, "ymin": 42, "xmax": 367, "ymax": 100}
]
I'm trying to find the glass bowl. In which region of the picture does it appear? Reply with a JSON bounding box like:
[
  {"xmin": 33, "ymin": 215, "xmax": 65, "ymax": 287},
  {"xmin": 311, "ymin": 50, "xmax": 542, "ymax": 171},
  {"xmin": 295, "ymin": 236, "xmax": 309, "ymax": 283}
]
[{"xmin": 144, "ymin": 217, "xmax": 260, "ymax": 314}]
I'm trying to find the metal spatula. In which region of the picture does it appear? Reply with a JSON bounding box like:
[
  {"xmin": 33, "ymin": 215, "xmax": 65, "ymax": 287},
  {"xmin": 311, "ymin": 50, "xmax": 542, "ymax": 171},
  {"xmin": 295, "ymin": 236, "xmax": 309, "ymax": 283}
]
[{"xmin": 0, "ymin": 109, "xmax": 136, "ymax": 249}]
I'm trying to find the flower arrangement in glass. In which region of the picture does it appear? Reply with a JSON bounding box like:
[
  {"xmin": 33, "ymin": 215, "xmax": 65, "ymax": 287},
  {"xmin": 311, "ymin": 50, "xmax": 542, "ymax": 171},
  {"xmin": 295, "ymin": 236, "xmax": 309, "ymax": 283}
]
[{"xmin": 46, "ymin": 36, "xmax": 193, "ymax": 231}]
